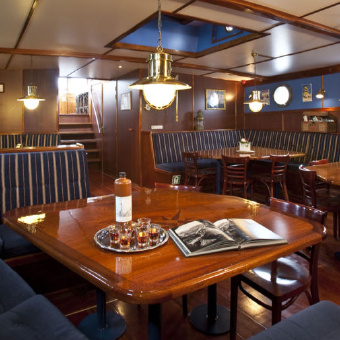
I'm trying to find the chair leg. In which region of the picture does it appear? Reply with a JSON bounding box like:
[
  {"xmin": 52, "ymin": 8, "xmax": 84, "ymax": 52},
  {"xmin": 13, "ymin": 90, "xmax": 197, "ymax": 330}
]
[
  {"xmin": 282, "ymin": 183, "xmax": 289, "ymax": 201},
  {"xmin": 230, "ymin": 276, "xmax": 240, "ymax": 340},
  {"xmin": 333, "ymin": 212, "xmax": 338, "ymax": 239},
  {"xmin": 271, "ymin": 299, "xmax": 282, "ymax": 325},
  {"xmin": 182, "ymin": 295, "xmax": 188, "ymax": 317}
]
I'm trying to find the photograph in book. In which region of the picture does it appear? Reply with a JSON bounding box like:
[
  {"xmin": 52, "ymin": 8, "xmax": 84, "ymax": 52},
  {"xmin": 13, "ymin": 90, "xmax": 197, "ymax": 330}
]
[{"xmin": 169, "ymin": 219, "xmax": 287, "ymax": 257}]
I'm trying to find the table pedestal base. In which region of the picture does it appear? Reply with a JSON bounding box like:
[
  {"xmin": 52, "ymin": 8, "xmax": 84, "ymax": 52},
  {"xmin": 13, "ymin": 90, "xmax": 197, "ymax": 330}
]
[
  {"xmin": 78, "ymin": 311, "xmax": 126, "ymax": 340},
  {"xmin": 78, "ymin": 288, "xmax": 126, "ymax": 340},
  {"xmin": 189, "ymin": 304, "xmax": 230, "ymax": 335},
  {"xmin": 189, "ymin": 284, "xmax": 230, "ymax": 335}
]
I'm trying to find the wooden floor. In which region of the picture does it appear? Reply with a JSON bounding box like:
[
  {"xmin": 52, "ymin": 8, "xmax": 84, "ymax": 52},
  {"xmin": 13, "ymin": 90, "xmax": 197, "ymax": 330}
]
[{"xmin": 46, "ymin": 170, "xmax": 340, "ymax": 340}]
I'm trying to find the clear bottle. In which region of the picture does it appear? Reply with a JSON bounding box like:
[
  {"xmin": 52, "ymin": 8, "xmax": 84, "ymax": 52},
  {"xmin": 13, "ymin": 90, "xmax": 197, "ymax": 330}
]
[{"xmin": 114, "ymin": 172, "xmax": 132, "ymax": 229}]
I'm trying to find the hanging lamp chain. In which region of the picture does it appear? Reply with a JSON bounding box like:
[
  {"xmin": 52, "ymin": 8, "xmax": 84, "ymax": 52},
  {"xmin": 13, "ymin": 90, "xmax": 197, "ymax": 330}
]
[
  {"xmin": 157, "ymin": 0, "xmax": 163, "ymax": 52},
  {"xmin": 252, "ymin": 52, "xmax": 258, "ymax": 91},
  {"xmin": 30, "ymin": 55, "xmax": 34, "ymax": 86}
]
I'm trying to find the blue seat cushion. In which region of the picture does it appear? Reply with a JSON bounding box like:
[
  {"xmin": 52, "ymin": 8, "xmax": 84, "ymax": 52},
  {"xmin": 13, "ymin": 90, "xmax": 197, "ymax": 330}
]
[
  {"xmin": 156, "ymin": 162, "xmax": 186, "ymax": 172},
  {"xmin": 0, "ymin": 259, "xmax": 36, "ymax": 313},
  {"xmin": 0, "ymin": 294, "xmax": 88, "ymax": 340},
  {"xmin": 156, "ymin": 159, "xmax": 218, "ymax": 173},
  {"xmin": 0, "ymin": 224, "xmax": 40, "ymax": 259},
  {"xmin": 248, "ymin": 301, "xmax": 340, "ymax": 340}
]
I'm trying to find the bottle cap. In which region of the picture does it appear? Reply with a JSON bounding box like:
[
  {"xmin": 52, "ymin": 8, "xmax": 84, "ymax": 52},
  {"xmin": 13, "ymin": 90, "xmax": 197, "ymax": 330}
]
[{"xmin": 119, "ymin": 172, "xmax": 126, "ymax": 178}]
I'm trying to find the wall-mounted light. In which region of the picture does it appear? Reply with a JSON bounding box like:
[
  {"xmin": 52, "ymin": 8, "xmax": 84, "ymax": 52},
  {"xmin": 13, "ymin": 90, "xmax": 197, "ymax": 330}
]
[
  {"xmin": 316, "ymin": 88, "xmax": 325, "ymax": 99},
  {"xmin": 129, "ymin": 0, "xmax": 191, "ymax": 110},
  {"xmin": 244, "ymin": 52, "xmax": 266, "ymax": 112},
  {"xmin": 17, "ymin": 56, "xmax": 45, "ymax": 110}
]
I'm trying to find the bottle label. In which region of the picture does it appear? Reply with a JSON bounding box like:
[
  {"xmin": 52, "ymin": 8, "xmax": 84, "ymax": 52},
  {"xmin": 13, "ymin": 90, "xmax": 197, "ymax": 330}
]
[{"xmin": 115, "ymin": 196, "xmax": 132, "ymax": 222}]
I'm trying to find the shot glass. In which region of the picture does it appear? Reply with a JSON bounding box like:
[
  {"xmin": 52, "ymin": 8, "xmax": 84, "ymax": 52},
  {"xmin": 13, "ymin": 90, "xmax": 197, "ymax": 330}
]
[
  {"xmin": 137, "ymin": 217, "xmax": 151, "ymax": 231},
  {"xmin": 119, "ymin": 228, "xmax": 132, "ymax": 250},
  {"xmin": 136, "ymin": 225, "xmax": 149, "ymax": 248},
  {"xmin": 108, "ymin": 224, "xmax": 121, "ymax": 247},
  {"xmin": 149, "ymin": 223, "xmax": 161, "ymax": 245}
]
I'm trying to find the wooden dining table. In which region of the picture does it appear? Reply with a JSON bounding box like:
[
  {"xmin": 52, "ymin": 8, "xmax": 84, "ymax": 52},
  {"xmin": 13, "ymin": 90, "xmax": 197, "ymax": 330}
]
[
  {"xmin": 3, "ymin": 190, "xmax": 324, "ymax": 340},
  {"xmin": 305, "ymin": 161, "xmax": 340, "ymax": 186},
  {"xmin": 197, "ymin": 146, "xmax": 306, "ymax": 194}
]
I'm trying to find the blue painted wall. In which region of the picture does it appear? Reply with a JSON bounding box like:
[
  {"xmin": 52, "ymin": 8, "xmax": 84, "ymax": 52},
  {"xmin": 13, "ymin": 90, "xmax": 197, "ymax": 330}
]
[{"xmin": 244, "ymin": 73, "xmax": 340, "ymax": 113}]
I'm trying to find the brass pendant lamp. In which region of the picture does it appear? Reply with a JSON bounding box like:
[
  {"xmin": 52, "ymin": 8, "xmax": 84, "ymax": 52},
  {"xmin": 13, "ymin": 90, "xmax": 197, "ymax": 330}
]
[
  {"xmin": 17, "ymin": 56, "xmax": 45, "ymax": 110},
  {"xmin": 129, "ymin": 0, "xmax": 191, "ymax": 110},
  {"xmin": 244, "ymin": 52, "xmax": 266, "ymax": 113}
]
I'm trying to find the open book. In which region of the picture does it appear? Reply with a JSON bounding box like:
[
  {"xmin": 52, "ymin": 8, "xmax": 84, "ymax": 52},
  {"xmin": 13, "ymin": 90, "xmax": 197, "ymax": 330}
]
[{"xmin": 169, "ymin": 218, "xmax": 287, "ymax": 257}]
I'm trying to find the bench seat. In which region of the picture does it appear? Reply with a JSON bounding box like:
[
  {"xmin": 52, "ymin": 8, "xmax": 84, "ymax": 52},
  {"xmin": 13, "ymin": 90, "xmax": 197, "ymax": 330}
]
[
  {"xmin": 249, "ymin": 300, "xmax": 340, "ymax": 340},
  {"xmin": 156, "ymin": 159, "xmax": 219, "ymax": 173},
  {"xmin": 0, "ymin": 259, "xmax": 88, "ymax": 340},
  {"xmin": 0, "ymin": 149, "xmax": 90, "ymax": 259}
]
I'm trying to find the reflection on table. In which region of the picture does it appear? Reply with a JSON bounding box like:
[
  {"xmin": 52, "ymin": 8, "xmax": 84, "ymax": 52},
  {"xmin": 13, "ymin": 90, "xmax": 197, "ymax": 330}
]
[
  {"xmin": 4, "ymin": 190, "xmax": 323, "ymax": 340},
  {"xmin": 305, "ymin": 161, "xmax": 340, "ymax": 186}
]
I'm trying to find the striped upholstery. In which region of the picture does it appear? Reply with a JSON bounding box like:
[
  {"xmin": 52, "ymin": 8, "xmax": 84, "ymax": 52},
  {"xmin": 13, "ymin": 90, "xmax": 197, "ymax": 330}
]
[
  {"xmin": 152, "ymin": 130, "xmax": 240, "ymax": 165},
  {"xmin": 0, "ymin": 149, "xmax": 90, "ymax": 220},
  {"xmin": 151, "ymin": 130, "xmax": 340, "ymax": 172},
  {"xmin": 0, "ymin": 133, "xmax": 60, "ymax": 149}
]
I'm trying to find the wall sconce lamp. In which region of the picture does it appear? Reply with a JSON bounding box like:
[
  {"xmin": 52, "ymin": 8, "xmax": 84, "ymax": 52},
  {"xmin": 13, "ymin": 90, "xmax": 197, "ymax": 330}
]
[
  {"xmin": 129, "ymin": 0, "xmax": 191, "ymax": 110},
  {"xmin": 17, "ymin": 56, "xmax": 45, "ymax": 110},
  {"xmin": 244, "ymin": 52, "xmax": 266, "ymax": 113},
  {"xmin": 316, "ymin": 89, "xmax": 325, "ymax": 99}
]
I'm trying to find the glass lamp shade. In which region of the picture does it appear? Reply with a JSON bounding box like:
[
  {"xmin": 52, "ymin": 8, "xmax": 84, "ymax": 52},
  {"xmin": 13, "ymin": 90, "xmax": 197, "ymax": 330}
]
[
  {"xmin": 316, "ymin": 89, "xmax": 325, "ymax": 99},
  {"xmin": 17, "ymin": 85, "xmax": 45, "ymax": 110},
  {"xmin": 244, "ymin": 90, "xmax": 264, "ymax": 113},
  {"xmin": 129, "ymin": 52, "xmax": 191, "ymax": 110}
]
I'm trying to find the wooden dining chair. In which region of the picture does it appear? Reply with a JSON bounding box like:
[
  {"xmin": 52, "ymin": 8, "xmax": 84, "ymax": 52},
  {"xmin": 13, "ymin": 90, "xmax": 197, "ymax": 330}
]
[
  {"xmin": 252, "ymin": 154, "xmax": 290, "ymax": 203},
  {"xmin": 299, "ymin": 165, "xmax": 340, "ymax": 238},
  {"xmin": 182, "ymin": 151, "xmax": 216, "ymax": 191},
  {"xmin": 230, "ymin": 198, "xmax": 327, "ymax": 335},
  {"xmin": 221, "ymin": 155, "xmax": 252, "ymax": 198},
  {"xmin": 309, "ymin": 158, "xmax": 330, "ymax": 190},
  {"xmin": 154, "ymin": 182, "xmax": 202, "ymax": 192}
]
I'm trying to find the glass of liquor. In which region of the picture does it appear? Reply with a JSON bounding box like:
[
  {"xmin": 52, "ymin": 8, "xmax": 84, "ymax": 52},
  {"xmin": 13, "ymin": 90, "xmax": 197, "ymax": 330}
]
[
  {"xmin": 137, "ymin": 217, "xmax": 151, "ymax": 230},
  {"xmin": 119, "ymin": 227, "xmax": 132, "ymax": 250},
  {"xmin": 108, "ymin": 224, "xmax": 121, "ymax": 247},
  {"xmin": 149, "ymin": 224, "xmax": 161, "ymax": 245},
  {"xmin": 136, "ymin": 225, "xmax": 149, "ymax": 248}
]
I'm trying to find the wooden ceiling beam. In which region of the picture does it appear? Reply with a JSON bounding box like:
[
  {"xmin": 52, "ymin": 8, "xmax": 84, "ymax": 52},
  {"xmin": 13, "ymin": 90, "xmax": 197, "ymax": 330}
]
[{"xmin": 197, "ymin": 0, "xmax": 340, "ymax": 39}]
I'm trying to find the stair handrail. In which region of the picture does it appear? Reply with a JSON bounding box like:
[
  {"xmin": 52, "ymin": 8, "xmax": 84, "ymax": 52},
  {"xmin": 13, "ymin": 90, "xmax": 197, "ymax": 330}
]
[{"xmin": 89, "ymin": 88, "xmax": 104, "ymax": 134}]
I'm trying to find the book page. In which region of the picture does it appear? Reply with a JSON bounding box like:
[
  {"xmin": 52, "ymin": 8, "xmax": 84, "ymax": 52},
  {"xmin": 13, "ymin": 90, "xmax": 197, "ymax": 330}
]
[
  {"xmin": 172, "ymin": 220, "xmax": 234, "ymax": 253},
  {"xmin": 214, "ymin": 219, "xmax": 251, "ymax": 243},
  {"xmin": 229, "ymin": 219, "xmax": 286, "ymax": 243}
]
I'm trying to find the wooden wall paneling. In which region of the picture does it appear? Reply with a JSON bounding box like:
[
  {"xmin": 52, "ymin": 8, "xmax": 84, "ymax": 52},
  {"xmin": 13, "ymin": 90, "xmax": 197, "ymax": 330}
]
[
  {"xmin": 244, "ymin": 112, "xmax": 282, "ymax": 131},
  {"xmin": 193, "ymin": 76, "xmax": 237, "ymax": 130},
  {"xmin": 116, "ymin": 70, "xmax": 141, "ymax": 184},
  {"xmin": 0, "ymin": 70, "xmax": 23, "ymax": 133},
  {"xmin": 102, "ymin": 81, "xmax": 117, "ymax": 177},
  {"xmin": 24, "ymin": 69, "xmax": 58, "ymax": 133}
]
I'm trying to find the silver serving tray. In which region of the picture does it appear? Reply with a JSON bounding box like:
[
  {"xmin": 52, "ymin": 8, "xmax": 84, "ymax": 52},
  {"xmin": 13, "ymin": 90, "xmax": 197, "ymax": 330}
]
[{"xmin": 94, "ymin": 226, "xmax": 169, "ymax": 253}]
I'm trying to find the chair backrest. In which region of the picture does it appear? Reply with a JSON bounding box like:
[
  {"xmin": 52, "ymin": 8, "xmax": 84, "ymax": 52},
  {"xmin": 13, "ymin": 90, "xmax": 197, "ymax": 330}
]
[
  {"xmin": 182, "ymin": 151, "xmax": 199, "ymax": 174},
  {"xmin": 154, "ymin": 182, "xmax": 202, "ymax": 192},
  {"xmin": 269, "ymin": 154, "xmax": 290, "ymax": 180},
  {"xmin": 309, "ymin": 159, "xmax": 329, "ymax": 166},
  {"xmin": 221, "ymin": 155, "xmax": 249, "ymax": 183},
  {"xmin": 299, "ymin": 165, "xmax": 318, "ymax": 207},
  {"xmin": 270, "ymin": 198, "xmax": 327, "ymax": 225}
]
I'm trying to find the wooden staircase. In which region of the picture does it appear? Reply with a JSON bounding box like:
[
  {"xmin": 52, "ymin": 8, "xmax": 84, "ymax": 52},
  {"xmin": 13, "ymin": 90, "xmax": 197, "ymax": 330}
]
[{"xmin": 59, "ymin": 115, "xmax": 101, "ymax": 170}]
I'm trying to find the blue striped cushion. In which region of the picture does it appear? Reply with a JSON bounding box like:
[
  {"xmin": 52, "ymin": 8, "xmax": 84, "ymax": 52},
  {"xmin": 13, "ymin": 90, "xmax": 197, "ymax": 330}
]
[
  {"xmin": 0, "ymin": 134, "xmax": 23, "ymax": 149},
  {"xmin": 0, "ymin": 149, "xmax": 90, "ymax": 220},
  {"xmin": 24, "ymin": 133, "xmax": 60, "ymax": 147}
]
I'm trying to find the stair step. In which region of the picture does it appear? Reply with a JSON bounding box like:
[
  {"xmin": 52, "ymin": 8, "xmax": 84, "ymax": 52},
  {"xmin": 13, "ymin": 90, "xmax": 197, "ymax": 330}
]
[
  {"xmin": 60, "ymin": 131, "xmax": 94, "ymax": 135},
  {"xmin": 59, "ymin": 123, "xmax": 92, "ymax": 127},
  {"xmin": 61, "ymin": 139, "xmax": 99, "ymax": 145},
  {"xmin": 88, "ymin": 158, "xmax": 101, "ymax": 163}
]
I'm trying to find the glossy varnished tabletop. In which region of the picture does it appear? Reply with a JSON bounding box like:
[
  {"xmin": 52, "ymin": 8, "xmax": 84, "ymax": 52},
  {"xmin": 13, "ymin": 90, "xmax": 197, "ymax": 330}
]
[
  {"xmin": 305, "ymin": 161, "xmax": 340, "ymax": 186},
  {"xmin": 3, "ymin": 190, "xmax": 323, "ymax": 306},
  {"xmin": 197, "ymin": 146, "xmax": 305, "ymax": 160}
]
